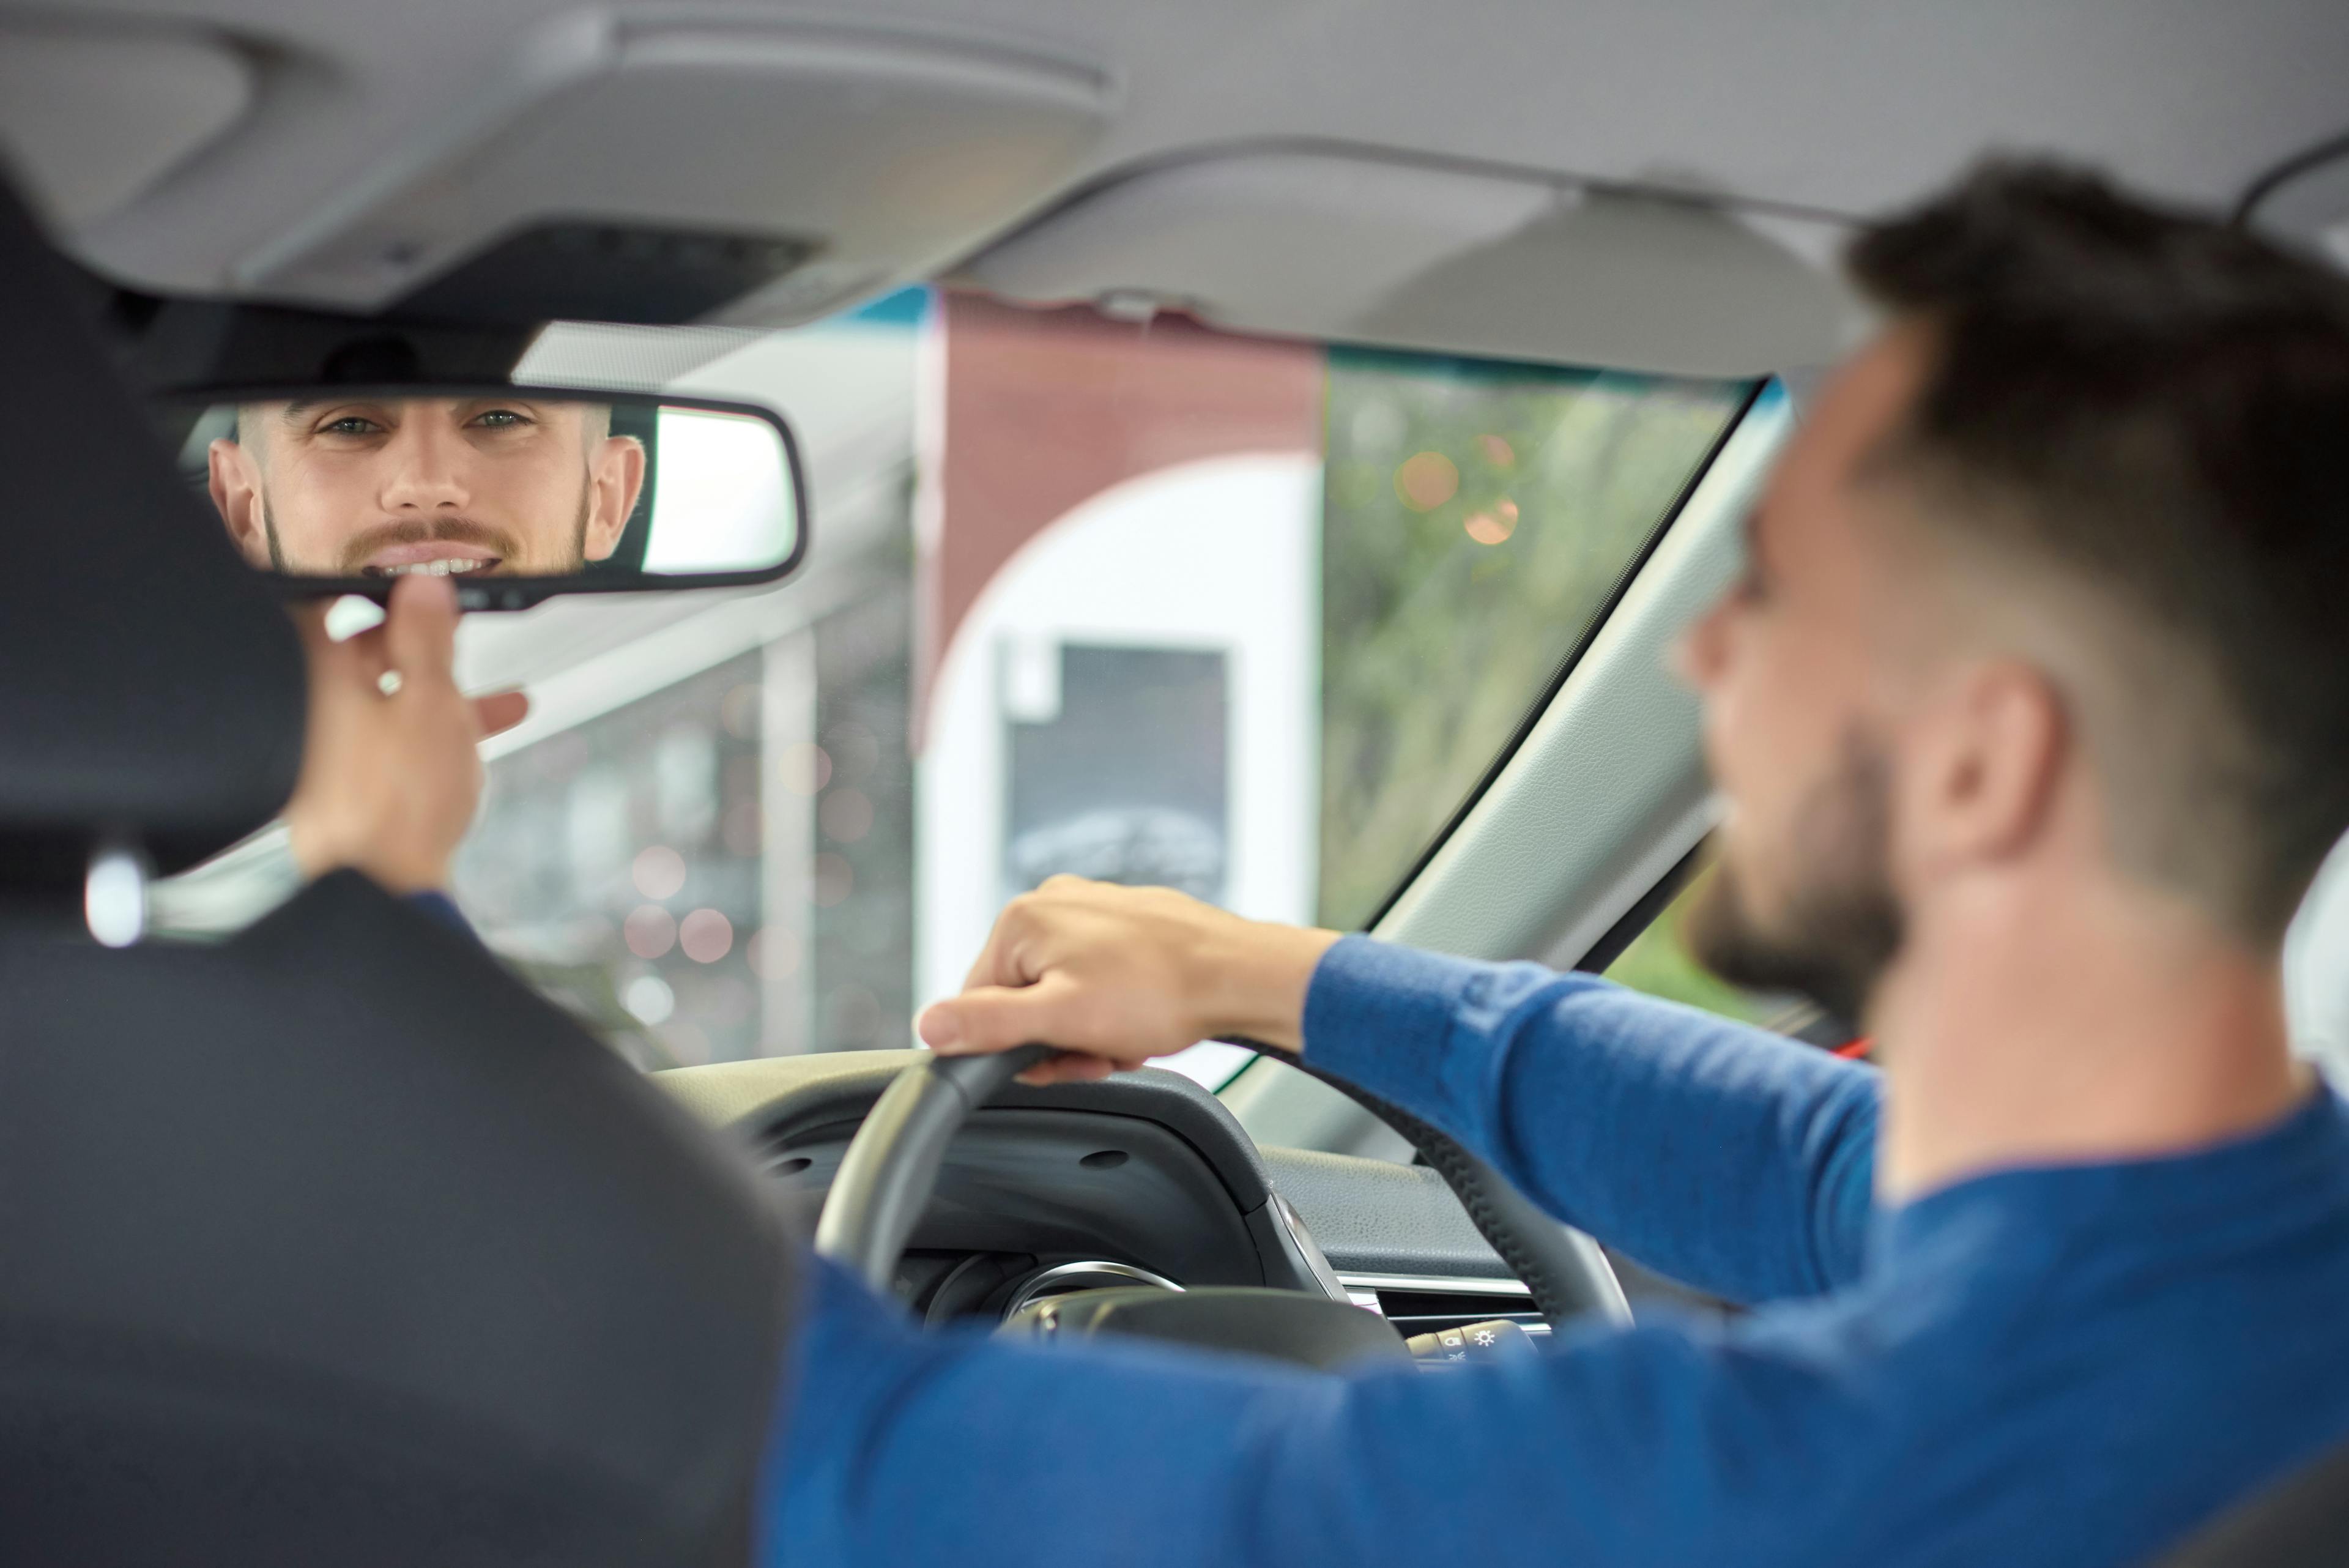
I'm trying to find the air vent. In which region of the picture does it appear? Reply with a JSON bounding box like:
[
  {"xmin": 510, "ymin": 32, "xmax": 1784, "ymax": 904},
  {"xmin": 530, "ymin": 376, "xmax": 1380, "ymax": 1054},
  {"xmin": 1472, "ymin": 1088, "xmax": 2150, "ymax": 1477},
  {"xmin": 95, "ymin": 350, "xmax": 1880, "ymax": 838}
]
[{"xmin": 1338, "ymin": 1273, "xmax": 1547, "ymax": 1339}]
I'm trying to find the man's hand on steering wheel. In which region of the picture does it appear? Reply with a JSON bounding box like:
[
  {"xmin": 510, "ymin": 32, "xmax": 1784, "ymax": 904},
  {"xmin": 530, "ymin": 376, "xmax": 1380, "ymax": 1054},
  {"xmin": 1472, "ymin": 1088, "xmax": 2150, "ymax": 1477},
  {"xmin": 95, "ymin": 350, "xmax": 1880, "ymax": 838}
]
[{"xmin": 915, "ymin": 877, "xmax": 1343, "ymax": 1086}]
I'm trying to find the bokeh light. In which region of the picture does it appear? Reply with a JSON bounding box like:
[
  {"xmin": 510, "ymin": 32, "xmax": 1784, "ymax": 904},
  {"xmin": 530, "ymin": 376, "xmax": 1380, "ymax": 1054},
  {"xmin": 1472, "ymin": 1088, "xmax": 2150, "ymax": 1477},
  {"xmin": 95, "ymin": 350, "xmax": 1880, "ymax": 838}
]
[
  {"xmin": 1477, "ymin": 433, "xmax": 1515, "ymax": 469},
  {"xmin": 623, "ymin": 973, "xmax": 675, "ymax": 1025},
  {"xmin": 1464, "ymin": 497, "xmax": 1520, "ymax": 546},
  {"xmin": 1394, "ymin": 451, "xmax": 1460, "ymax": 512},
  {"xmin": 680, "ymin": 907, "xmax": 735, "ymax": 964},
  {"xmin": 777, "ymin": 741, "xmax": 833, "ymax": 797},
  {"xmin": 632, "ymin": 844, "xmax": 687, "ymax": 900},
  {"xmin": 812, "ymin": 852, "xmax": 855, "ymax": 908},
  {"xmin": 719, "ymin": 683, "xmax": 762, "ymax": 739},
  {"xmin": 624, "ymin": 903, "xmax": 678, "ymax": 959}
]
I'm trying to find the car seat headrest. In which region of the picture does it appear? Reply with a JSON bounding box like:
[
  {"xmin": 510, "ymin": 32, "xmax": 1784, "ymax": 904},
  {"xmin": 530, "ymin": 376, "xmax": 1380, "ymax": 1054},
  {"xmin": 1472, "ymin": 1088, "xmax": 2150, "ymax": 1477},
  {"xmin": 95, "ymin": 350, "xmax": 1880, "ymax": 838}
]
[{"xmin": 0, "ymin": 175, "xmax": 303, "ymax": 893}]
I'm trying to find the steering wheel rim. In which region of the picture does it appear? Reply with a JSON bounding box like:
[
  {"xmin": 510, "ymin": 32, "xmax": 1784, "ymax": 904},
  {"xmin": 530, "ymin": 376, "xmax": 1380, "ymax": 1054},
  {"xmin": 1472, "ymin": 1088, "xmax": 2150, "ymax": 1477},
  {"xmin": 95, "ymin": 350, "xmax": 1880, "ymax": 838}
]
[
  {"xmin": 1285, "ymin": 1052, "xmax": 1629, "ymax": 1325},
  {"xmin": 812, "ymin": 1044, "xmax": 1056, "ymax": 1293},
  {"xmin": 812, "ymin": 1041, "xmax": 1628, "ymax": 1328}
]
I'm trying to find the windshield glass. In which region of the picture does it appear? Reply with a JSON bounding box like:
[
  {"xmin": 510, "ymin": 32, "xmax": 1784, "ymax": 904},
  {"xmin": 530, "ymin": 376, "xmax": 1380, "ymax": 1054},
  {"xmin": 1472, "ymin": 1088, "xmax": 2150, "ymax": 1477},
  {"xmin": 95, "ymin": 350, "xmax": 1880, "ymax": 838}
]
[{"xmin": 450, "ymin": 293, "xmax": 1754, "ymax": 1085}]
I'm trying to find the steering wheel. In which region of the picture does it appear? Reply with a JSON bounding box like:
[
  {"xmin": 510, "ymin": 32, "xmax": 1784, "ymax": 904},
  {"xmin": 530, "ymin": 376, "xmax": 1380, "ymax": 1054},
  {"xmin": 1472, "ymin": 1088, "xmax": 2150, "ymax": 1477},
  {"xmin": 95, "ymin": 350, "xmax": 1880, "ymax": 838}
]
[{"xmin": 814, "ymin": 1043, "xmax": 1629, "ymax": 1327}]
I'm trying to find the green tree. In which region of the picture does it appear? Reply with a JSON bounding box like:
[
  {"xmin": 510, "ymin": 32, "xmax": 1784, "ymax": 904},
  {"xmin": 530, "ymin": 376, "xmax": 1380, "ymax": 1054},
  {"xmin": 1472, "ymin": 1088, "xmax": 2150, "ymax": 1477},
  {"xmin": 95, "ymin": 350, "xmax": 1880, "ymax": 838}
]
[{"xmin": 1318, "ymin": 353, "xmax": 1747, "ymax": 931}]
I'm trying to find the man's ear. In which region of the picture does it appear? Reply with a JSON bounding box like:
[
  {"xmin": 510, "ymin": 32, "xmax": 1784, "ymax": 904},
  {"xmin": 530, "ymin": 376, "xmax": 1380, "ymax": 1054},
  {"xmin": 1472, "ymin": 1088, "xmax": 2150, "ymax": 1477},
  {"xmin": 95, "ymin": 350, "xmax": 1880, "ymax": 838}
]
[
  {"xmin": 207, "ymin": 439, "xmax": 273, "ymax": 568},
  {"xmin": 583, "ymin": 436, "xmax": 647, "ymax": 562},
  {"xmin": 1904, "ymin": 659, "xmax": 2070, "ymax": 877}
]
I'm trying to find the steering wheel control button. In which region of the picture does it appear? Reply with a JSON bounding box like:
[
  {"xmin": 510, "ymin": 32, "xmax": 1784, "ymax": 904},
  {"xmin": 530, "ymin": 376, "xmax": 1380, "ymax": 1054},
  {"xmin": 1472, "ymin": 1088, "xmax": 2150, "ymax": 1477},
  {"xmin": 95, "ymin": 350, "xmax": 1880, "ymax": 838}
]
[{"xmin": 1406, "ymin": 1318, "xmax": 1534, "ymax": 1368}]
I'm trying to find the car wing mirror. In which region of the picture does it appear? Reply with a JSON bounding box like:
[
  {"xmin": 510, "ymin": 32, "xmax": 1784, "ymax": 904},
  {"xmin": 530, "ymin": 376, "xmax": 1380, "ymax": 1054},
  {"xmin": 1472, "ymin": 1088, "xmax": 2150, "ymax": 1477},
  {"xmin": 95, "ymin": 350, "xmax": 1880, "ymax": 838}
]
[{"xmin": 162, "ymin": 384, "xmax": 807, "ymax": 609}]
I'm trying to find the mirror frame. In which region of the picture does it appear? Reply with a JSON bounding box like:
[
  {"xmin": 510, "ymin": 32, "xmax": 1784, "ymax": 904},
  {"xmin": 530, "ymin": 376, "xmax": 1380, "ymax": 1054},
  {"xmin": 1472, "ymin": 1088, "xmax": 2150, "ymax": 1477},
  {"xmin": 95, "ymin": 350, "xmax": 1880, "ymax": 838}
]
[{"xmin": 164, "ymin": 381, "xmax": 811, "ymax": 611}]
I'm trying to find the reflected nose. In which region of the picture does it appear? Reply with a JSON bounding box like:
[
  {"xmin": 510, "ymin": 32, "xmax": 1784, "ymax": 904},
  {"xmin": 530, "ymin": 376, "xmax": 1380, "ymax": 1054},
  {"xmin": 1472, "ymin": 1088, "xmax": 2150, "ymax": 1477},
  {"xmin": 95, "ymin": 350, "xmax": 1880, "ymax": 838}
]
[{"xmin": 378, "ymin": 418, "xmax": 470, "ymax": 515}]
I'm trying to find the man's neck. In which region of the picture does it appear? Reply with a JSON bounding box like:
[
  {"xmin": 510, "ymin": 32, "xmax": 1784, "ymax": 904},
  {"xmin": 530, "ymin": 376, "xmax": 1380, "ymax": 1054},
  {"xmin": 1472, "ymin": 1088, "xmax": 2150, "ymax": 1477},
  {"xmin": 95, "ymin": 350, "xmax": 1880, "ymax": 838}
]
[{"xmin": 1869, "ymin": 875, "xmax": 2310, "ymax": 1203}]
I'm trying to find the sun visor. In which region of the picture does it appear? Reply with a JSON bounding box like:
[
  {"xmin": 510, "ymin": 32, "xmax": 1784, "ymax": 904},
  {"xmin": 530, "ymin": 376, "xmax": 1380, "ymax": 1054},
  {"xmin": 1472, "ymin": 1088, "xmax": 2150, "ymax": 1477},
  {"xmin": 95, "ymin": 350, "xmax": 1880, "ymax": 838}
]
[
  {"xmin": 960, "ymin": 147, "xmax": 1870, "ymax": 379},
  {"xmin": 0, "ymin": 18, "xmax": 255, "ymax": 232},
  {"xmin": 230, "ymin": 15, "xmax": 1116, "ymax": 326}
]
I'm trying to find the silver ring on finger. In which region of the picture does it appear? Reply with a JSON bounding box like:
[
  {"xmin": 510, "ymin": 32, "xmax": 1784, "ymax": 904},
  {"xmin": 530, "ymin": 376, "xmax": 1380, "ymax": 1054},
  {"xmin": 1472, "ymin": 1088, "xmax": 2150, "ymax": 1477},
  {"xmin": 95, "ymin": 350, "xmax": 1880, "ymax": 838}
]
[{"xmin": 376, "ymin": 669, "xmax": 405, "ymax": 699}]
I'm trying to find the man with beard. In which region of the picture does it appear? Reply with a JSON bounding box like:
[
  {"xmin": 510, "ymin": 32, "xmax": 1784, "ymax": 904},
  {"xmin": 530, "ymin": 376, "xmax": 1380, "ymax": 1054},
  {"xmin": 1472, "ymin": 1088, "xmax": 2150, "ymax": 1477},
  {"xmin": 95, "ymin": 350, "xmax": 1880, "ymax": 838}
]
[
  {"xmin": 207, "ymin": 395, "xmax": 644, "ymax": 578},
  {"xmin": 763, "ymin": 162, "xmax": 2349, "ymax": 1567}
]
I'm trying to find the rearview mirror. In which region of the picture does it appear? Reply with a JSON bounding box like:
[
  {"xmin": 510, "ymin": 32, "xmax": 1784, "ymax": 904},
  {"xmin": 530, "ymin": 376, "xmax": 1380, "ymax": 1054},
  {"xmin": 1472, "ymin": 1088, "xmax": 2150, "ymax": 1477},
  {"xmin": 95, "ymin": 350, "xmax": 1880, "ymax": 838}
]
[{"xmin": 165, "ymin": 385, "xmax": 807, "ymax": 609}]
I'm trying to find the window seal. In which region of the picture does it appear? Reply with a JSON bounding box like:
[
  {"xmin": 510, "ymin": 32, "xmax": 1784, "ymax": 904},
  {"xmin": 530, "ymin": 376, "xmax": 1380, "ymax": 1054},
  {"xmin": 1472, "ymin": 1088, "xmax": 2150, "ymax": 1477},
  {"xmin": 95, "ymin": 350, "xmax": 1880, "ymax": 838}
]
[{"xmin": 1570, "ymin": 839, "xmax": 1707, "ymax": 975}]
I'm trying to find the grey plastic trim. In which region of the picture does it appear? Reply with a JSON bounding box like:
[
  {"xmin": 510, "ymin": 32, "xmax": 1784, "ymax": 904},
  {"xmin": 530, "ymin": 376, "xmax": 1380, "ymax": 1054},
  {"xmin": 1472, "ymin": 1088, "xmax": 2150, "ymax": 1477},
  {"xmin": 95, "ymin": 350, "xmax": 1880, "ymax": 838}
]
[
  {"xmin": 1340, "ymin": 1273, "xmax": 1555, "ymax": 1339},
  {"xmin": 1264, "ymin": 1191, "xmax": 1351, "ymax": 1301},
  {"xmin": 230, "ymin": 12, "xmax": 1115, "ymax": 318},
  {"xmin": 960, "ymin": 141, "xmax": 1863, "ymax": 379},
  {"xmin": 1337, "ymin": 1272, "xmax": 1531, "ymax": 1296}
]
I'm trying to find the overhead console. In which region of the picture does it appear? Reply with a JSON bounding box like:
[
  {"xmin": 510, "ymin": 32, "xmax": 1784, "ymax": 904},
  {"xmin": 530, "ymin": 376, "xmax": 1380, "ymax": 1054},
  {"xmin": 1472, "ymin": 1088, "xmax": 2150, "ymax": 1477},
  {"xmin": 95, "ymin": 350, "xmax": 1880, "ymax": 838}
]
[
  {"xmin": 959, "ymin": 144, "xmax": 1869, "ymax": 378},
  {"xmin": 252, "ymin": 15, "xmax": 1113, "ymax": 325}
]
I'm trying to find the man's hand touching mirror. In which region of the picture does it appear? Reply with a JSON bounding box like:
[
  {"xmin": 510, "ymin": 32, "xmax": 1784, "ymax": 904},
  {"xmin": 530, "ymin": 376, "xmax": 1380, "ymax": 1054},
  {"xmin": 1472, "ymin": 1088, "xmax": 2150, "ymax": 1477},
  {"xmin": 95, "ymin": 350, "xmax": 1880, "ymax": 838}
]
[{"xmin": 284, "ymin": 575, "xmax": 527, "ymax": 895}]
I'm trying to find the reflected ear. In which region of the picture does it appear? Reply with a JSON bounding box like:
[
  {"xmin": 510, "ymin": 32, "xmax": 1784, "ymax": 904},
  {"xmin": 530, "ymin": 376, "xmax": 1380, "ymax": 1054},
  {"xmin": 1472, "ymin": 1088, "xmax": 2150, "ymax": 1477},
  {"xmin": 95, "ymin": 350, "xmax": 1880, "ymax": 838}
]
[
  {"xmin": 207, "ymin": 438, "xmax": 272, "ymax": 568},
  {"xmin": 584, "ymin": 436, "xmax": 646, "ymax": 562}
]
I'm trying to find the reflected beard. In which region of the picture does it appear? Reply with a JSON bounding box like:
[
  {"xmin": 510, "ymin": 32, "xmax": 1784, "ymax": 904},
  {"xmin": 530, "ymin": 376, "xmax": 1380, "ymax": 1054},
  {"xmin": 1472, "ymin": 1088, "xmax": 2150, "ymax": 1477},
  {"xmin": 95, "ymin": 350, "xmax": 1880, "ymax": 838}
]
[
  {"xmin": 336, "ymin": 515, "xmax": 524, "ymax": 576},
  {"xmin": 1683, "ymin": 724, "xmax": 1906, "ymax": 1030},
  {"xmin": 253, "ymin": 483, "xmax": 585, "ymax": 576}
]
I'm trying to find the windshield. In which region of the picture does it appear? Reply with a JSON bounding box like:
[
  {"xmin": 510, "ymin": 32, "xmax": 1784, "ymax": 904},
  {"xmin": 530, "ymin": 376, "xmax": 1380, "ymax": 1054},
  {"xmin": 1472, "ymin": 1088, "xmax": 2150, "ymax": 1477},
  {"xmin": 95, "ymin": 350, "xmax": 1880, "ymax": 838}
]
[{"xmin": 450, "ymin": 293, "xmax": 1753, "ymax": 1085}]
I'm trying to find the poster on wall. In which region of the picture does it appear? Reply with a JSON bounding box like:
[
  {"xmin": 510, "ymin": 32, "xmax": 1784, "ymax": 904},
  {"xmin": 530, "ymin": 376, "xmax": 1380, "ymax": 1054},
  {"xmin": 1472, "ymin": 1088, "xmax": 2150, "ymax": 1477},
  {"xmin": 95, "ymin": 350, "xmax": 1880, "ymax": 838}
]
[{"xmin": 1002, "ymin": 643, "xmax": 1230, "ymax": 905}]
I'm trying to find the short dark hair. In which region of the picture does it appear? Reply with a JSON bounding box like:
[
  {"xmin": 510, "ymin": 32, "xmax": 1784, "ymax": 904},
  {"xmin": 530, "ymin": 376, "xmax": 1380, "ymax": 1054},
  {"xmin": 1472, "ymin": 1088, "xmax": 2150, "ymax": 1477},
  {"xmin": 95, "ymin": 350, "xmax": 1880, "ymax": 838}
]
[{"xmin": 1848, "ymin": 160, "xmax": 2349, "ymax": 942}]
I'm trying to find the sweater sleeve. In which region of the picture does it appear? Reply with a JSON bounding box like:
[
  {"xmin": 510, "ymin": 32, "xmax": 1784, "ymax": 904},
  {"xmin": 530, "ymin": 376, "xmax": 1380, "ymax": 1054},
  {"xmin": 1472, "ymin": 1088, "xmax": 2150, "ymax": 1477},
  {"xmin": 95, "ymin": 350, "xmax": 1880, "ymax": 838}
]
[
  {"xmin": 766, "ymin": 1257, "xmax": 1868, "ymax": 1568},
  {"xmin": 1299, "ymin": 935, "xmax": 1880, "ymax": 1304}
]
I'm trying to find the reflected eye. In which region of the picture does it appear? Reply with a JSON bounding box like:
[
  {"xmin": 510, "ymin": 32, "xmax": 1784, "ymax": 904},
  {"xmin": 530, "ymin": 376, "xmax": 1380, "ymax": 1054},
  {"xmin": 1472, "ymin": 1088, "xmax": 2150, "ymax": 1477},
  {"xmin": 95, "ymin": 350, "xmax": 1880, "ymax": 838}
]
[
  {"xmin": 319, "ymin": 415, "xmax": 385, "ymax": 437},
  {"xmin": 470, "ymin": 407, "xmax": 531, "ymax": 430}
]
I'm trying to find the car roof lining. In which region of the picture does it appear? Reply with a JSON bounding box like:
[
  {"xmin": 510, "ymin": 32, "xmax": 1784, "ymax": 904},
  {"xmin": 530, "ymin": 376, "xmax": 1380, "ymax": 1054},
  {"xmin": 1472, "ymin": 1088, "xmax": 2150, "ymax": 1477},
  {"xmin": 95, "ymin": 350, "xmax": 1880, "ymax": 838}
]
[{"xmin": 4, "ymin": 0, "xmax": 2342, "ymax": 375}]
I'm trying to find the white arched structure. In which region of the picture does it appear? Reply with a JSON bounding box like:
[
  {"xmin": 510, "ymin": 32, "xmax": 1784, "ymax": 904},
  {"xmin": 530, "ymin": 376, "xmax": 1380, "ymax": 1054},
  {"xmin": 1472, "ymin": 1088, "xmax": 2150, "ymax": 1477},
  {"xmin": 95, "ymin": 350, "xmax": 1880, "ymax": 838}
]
[{"xmin": 916, "ymin": 451, "xmax": 1322, "ymax": 1085}]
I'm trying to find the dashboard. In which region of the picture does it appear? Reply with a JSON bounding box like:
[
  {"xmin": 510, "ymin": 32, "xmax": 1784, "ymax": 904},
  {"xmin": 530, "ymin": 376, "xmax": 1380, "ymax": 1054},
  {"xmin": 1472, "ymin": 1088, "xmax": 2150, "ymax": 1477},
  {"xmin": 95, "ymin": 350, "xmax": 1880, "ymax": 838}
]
[{"xmin": 656, "ymin": 1050, "xmax": 1547, "ymax": 1341}]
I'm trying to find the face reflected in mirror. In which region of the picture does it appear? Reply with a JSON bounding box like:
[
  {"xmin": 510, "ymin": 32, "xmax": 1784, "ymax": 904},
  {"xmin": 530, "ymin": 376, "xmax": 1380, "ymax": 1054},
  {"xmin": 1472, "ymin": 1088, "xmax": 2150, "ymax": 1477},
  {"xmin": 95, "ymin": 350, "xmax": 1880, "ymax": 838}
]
[{"xmin": 206, "ymin": 396, "xmax": 647, "ymax": 578}]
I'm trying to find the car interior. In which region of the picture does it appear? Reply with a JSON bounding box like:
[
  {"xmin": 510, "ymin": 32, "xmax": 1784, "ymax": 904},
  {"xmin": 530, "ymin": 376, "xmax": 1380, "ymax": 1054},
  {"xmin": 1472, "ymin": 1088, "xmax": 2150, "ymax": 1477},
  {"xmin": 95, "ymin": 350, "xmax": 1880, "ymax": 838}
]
[{"xmin": 2, "ymin": 0, "xmax": 2347, "ymax": 1562}]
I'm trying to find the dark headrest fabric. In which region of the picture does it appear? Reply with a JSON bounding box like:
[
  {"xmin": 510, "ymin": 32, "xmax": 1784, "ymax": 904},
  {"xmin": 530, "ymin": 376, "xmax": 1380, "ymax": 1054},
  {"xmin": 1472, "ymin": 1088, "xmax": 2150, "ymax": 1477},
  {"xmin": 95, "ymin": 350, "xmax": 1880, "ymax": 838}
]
[
  {"xmin": 0, "ymin": 177, "xmax": 303, "ymax": 885},
  {"xmin": 0, "ymin": 871, "xmax": 799, "ymax": 1562}
]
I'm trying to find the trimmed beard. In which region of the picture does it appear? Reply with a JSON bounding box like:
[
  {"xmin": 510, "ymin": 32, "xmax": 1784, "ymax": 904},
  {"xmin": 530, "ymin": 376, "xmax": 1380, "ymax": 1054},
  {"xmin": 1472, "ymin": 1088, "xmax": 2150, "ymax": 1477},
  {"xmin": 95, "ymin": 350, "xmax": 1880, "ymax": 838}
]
[
  {"xmin": 1683, "ymin": 722, "xmax": 1907, "ymax": 1029},
  {"xmin": 257, "ymin": 480, "xmax": 591, "ymax": 576}
]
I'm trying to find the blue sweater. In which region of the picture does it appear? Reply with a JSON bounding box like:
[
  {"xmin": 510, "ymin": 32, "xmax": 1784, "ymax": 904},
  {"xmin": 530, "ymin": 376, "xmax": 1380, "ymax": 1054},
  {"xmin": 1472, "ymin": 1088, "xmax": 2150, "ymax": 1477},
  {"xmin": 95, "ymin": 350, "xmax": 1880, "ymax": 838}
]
[{"xmin": 766, "ymin": 935, "xmax": 2349, "ymax": 1566}]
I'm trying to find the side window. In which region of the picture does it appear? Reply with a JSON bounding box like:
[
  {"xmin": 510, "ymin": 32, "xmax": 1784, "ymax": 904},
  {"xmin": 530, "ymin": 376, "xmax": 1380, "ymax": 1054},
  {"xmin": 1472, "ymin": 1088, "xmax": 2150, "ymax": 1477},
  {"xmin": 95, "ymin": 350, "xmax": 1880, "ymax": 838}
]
[
  {"xmin": 1599, "ymin": 870, "xmax": 1774, "ymax": 1025},
  {"xmin": 1601, "ymin": 864, "xmax": 1852, "ymax": 1049},
  {"xmin": 1315, "ymin": 354, "xmax": 1749, "ymax": 931}
]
